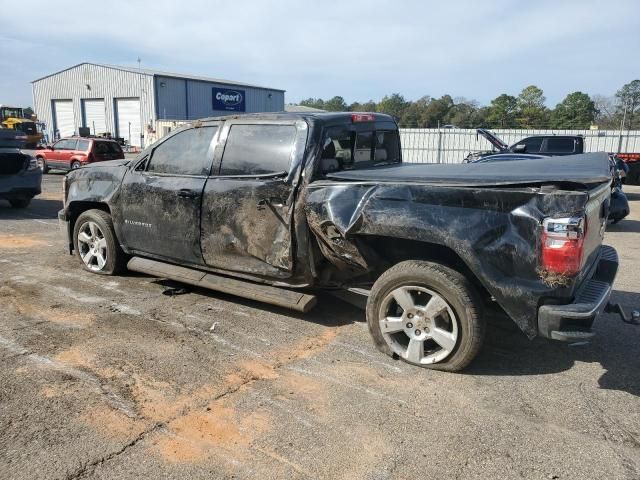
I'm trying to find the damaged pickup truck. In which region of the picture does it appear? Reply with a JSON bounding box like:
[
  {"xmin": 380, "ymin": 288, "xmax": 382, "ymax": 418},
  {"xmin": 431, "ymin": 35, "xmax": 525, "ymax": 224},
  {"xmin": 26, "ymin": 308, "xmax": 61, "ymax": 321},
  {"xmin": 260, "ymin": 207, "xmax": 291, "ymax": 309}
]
[{"xmin": 58, "ymin": 112, "xmax": 633, "ymax": 371}]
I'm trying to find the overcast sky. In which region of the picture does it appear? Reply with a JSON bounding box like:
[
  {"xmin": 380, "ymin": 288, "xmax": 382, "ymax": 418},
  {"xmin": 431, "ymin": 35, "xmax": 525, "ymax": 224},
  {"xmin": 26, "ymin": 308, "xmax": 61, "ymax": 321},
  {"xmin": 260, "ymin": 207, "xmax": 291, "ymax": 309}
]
[{"xmin": 1, "ymin": 0, "xmax": 639, "ymax": 108}]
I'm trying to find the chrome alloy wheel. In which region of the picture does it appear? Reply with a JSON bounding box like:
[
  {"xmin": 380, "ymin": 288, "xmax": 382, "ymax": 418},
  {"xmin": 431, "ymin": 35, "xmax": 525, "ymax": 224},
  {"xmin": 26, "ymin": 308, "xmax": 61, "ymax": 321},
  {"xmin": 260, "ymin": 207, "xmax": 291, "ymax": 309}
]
[
  {"xmin": 77, "ymin": 221, "xmax": 108, "ymax": 271},
  {"xmin": 378, "ymin": 286, "xmax": 459, "ymax": 364}
]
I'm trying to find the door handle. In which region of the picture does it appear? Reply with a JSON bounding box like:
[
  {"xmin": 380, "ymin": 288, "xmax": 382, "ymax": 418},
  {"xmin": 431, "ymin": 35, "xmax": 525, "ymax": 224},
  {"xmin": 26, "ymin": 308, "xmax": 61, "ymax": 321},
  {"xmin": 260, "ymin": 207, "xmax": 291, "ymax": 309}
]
[
  {"xmin": 257, "ymin": 197, "xmax": 285, "ymax": 209},
  {"xmin": 177, "ymin": 189, "xmax": 199, "ymax": 199}
]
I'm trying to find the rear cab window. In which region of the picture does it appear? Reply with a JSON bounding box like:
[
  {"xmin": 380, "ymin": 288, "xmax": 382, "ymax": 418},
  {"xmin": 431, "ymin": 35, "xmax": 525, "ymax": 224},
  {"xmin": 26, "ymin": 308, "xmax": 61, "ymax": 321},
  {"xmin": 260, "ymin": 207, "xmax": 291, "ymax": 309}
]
[{"xmin": 318, "ymin": 121, "xmax": 401, "ymax": 175}]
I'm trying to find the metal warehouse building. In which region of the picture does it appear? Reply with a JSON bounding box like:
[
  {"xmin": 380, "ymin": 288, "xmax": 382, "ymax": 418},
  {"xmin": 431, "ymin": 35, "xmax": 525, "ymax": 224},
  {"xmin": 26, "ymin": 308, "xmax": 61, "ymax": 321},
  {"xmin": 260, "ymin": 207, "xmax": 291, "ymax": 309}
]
[{"xmin": 32, "ymin": 63, "xmax": 285, "ymax": 148}]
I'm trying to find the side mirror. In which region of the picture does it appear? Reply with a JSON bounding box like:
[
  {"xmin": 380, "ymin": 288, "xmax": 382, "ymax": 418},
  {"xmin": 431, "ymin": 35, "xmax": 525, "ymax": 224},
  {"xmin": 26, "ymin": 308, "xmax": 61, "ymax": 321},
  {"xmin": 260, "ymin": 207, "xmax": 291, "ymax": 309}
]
[{"xmin": 513, "ymin": 144, "xmax": 526, "ymax": 153}]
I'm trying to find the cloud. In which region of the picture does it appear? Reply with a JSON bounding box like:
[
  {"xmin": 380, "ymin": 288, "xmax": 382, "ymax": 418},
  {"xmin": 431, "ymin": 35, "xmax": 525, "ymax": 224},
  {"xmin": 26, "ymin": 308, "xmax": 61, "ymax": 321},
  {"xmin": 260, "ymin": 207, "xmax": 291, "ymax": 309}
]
[{"xmin": 1, "ymin": 0, "xmax": 639, "ymax": 106}]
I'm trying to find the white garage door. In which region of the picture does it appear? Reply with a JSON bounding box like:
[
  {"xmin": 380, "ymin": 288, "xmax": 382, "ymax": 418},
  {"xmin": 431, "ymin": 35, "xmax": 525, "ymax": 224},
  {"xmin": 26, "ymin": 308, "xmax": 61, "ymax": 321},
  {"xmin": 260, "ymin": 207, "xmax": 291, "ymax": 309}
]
[
  {"xmin": 53, "ymin": 100, "xmax": 75, "ymax": 138},
  {"xmin": 83, "ymin": 99, "xmax": 106, "ymax": 135},
  {"xmin": 116, "ymin": 98, "xmax": 141, "ymax": 147}
]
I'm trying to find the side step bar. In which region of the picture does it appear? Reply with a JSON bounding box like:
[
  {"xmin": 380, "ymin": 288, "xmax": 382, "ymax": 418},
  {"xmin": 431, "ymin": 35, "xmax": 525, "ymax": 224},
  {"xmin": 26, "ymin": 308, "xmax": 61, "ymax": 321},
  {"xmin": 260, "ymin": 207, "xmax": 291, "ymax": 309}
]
[{"xmin": 127, "ymin": 257, "xmax": 317, "ymax": 313}]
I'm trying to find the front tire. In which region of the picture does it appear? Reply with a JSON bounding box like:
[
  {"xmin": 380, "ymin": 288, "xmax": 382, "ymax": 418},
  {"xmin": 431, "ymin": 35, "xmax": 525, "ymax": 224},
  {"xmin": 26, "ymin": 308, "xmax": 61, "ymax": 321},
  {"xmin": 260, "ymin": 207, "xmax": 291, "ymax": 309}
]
[
  {"xmin": 9, "ymin": 197, "xmax": 32, "ymax": 209},
  {"xmin": 73, "ymin": 209, "xmax": 126, "ymax": 275},
  {"xmin": 366, "ymin": 260, "xmax": 485, "ymax": 372}
]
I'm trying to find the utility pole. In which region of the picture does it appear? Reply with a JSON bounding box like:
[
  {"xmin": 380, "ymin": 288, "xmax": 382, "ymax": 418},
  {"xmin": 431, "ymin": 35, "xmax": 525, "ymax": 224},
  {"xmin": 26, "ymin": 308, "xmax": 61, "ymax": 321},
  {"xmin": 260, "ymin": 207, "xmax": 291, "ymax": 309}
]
[
  {"xmin": 138, "ymin": 57, "xmax": 144, "ymax": 150},
  {"xmin": 617, "ymin": 100, "xmax": 628, "ymax": 154}
]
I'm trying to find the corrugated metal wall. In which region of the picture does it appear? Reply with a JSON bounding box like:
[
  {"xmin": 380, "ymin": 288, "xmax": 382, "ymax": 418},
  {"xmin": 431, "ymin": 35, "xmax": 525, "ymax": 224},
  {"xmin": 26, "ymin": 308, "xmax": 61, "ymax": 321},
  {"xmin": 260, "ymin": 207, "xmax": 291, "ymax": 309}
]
[
  {"xmin": 400, "ymin": 128, "xmax": 640, "ymax": 163},
  {"xmin": 155, "ymin": 75, "xmax": 285, "ymax": 120},
  {"xmin": 32, "ymin": 64, "xmax": 155, "ymax": 143}
]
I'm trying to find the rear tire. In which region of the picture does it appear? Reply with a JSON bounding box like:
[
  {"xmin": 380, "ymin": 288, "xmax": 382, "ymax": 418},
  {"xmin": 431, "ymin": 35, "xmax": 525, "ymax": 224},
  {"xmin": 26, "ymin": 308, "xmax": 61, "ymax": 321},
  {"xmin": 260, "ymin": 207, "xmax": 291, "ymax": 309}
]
[
  {"xmin": 71, "ymin": 160, "xmax": 81, "ymax": 170},
  {"xmin": 366, "ymin": 260, "xmax": 485, "ymax": 372},
  {"xmin": 9, "ymin": 197, "xmax": 32, "ymax": 209},
  {"xmin": 73, "ymin": 209, "xmax": 126, "ymax": 275}
]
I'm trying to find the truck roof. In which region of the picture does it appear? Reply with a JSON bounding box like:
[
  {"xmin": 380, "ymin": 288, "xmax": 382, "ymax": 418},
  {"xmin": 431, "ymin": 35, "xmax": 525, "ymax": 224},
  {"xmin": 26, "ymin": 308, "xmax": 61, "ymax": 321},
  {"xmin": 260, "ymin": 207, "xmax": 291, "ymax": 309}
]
[{"xmin": 197, "ymin": 111, "xmax": 396, "ymax": 124}]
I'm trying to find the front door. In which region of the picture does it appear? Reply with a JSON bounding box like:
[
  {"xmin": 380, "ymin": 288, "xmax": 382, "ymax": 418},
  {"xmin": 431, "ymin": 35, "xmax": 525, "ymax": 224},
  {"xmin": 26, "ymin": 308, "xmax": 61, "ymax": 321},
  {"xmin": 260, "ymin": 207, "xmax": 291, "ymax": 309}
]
[
  {"xmin": 50, "ymin": 138, "xmax": 76, "ymax": 168},
  {"xmin": 115, "ymin": 125, "xmax": 219, "ymax": 265},
  {"xmin": 200, "ymin": 120, "xmax": 306, "ymax": 279}
]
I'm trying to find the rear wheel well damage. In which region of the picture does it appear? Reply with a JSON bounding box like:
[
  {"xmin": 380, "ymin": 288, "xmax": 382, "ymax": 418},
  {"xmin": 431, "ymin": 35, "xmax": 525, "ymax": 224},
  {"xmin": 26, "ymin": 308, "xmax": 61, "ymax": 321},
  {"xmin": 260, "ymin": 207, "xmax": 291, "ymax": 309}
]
[{"xmin": 356, "ymin": 235, "xmax": 492, "ymax": 302}]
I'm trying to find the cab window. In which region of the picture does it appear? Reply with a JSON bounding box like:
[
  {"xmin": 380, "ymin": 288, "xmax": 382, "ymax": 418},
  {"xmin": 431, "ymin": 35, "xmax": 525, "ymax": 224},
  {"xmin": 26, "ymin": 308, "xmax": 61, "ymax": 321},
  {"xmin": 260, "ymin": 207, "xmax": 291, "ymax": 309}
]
[
  {"xmin": 219, "ymin": 124, "xmax": 297, "ymax": 176},
  {"xmin": 76, "ymin": 139, "xmax": 90, "ymax": 151},
  {"xmin": 318, "ymin": 127, "xmax": 400, "ymax": 174},
  {"xmin": 545, "ymin": 137, "xmax": 575, "ymax": 153},
  {"xmin": 514, "ymin": 137, "xmax": 543, "ymax": 153},
  {"xmin": 147, "ymin": 126, "xmax": 218, "ymax": 176},
  {"xmin": 56, "ymin": 139, "xmax": 77, "ymax": 150}
]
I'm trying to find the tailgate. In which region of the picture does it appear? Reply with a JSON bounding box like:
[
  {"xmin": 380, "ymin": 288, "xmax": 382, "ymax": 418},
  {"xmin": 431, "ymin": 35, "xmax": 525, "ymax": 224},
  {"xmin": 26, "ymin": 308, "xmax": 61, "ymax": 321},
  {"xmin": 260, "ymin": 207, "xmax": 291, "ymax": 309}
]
[{"xmin": 580, "ymin": 182, "xmax": 610, "ymax": 276}]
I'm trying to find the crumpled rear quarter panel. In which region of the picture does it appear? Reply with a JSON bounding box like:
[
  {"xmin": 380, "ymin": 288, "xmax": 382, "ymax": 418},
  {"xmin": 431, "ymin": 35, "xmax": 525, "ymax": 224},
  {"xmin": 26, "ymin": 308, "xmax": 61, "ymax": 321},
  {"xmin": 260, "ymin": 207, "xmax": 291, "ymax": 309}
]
[{"xmin": 304, "ymin": 181, "xmax": 589, "ymax": 337}]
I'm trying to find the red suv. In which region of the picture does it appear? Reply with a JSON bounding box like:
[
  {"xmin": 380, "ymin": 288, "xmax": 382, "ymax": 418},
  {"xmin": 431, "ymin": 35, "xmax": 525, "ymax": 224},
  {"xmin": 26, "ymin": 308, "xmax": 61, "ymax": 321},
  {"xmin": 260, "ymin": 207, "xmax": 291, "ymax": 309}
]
[{"xmin": 36, "ymin": 137, "xmax": 124, "ymax": 173}]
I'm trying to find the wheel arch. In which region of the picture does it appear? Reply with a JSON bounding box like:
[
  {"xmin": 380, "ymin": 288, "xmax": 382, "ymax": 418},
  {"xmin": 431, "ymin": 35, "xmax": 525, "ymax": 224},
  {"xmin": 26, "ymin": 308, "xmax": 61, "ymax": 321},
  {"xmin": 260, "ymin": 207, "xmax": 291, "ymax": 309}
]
[
  {"xmin": 356, "ymin": 235, "xmax": 492, "ymax": 302},
  {"xmin": 67, "ymin": 201, "xmax": 112, "ymax": 250}
]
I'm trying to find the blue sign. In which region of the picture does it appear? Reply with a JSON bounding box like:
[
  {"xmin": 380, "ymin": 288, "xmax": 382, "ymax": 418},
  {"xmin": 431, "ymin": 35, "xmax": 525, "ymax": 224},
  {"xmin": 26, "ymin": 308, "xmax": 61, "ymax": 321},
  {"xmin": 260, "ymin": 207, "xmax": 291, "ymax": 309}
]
[{"xmin": 212, "ymin": 87, "xmax": 246, "ymax": 112}]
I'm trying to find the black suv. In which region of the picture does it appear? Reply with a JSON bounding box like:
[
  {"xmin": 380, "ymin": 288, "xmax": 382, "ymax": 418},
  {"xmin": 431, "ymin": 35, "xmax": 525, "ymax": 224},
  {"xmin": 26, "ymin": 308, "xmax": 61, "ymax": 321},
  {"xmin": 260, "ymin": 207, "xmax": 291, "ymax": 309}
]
[{"xmin": 0, "ymin": 128, "xmax": 42, "ymax": 208}]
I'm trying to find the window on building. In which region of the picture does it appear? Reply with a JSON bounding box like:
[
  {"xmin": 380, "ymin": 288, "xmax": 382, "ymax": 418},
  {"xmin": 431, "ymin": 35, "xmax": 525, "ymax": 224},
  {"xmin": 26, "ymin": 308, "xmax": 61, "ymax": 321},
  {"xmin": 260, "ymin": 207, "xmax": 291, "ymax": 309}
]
[
  {"xmin": 147, "ymin": 126, "xmax": 217, "ymax": 176},
  {"xmin": 219, "ymin": 124, "xmax": 297, "ymax": 176}
]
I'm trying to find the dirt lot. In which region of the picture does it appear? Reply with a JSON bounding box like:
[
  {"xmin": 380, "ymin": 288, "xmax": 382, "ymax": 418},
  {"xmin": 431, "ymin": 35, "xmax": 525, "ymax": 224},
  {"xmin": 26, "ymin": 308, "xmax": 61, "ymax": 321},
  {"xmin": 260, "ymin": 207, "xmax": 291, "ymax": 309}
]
[{"xmin": 1, "ymin": 174, "xmax": 639, "ymax": 480}]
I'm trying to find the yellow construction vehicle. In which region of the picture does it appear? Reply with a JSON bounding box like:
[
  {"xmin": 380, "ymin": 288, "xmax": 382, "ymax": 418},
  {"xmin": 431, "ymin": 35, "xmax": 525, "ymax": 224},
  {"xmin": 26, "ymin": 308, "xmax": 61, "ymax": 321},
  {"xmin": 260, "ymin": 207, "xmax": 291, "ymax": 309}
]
[{"xmin": 0, "ymin": 105, "xmax": 43, "ymax": 148}]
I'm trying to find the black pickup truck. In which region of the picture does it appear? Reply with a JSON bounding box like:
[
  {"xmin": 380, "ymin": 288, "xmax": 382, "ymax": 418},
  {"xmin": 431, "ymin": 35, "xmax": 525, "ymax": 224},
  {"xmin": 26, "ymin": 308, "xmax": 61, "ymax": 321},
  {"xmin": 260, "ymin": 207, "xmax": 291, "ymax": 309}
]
[
  {"xmin": 58, "ymin": 112, "xmax": 628, "ymax": 371},
  {"xmin": 466, "ymin": 129, "xmax": 584, "ymax": 161}
]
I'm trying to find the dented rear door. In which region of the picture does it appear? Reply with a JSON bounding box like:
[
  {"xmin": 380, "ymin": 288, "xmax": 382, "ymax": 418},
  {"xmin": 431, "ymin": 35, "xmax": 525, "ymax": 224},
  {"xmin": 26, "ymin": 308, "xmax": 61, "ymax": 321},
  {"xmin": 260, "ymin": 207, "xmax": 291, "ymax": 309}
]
[{"xmin": 200, "ymin": 119, "xmax": 308, "ymax": 279}]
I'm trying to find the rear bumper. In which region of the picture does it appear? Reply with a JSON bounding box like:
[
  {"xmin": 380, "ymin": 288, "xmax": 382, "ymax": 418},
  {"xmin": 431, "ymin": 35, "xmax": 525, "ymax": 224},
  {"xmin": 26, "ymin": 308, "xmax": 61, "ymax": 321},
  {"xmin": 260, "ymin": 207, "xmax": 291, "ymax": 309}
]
[
  {"xmin": 538, "ymin": 245, "xmax": 618, "ymax": 342},
  {"xmin": 0, "ymin": 169, "xmax": 42, "ymax": 200}
]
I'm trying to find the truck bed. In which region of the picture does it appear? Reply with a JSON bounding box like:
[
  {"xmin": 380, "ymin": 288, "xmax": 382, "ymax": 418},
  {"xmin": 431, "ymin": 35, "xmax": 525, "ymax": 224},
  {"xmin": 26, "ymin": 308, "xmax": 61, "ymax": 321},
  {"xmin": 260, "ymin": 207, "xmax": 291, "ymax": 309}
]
[{"xmin": 327, "ymin": 152, "xmax": 611, "ymax": 187}]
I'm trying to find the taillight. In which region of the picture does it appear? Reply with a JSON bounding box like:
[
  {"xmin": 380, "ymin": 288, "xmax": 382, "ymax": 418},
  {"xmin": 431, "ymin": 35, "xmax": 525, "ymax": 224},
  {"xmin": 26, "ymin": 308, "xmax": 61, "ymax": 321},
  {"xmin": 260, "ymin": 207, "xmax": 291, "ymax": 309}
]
[
  {"xmin": 87, "ymin": 152, "xmax": 95, "ymax": 163},
  {"xmin": 351, "ymin": 113, "xmax": 376, "ymax": 123},
  {"xmin": 26, "ymin": 156, "xmax": 39, "ymax": 171},
  {"xmin": 541, "ymin": 216, "xmax": 586, "ymax": 276}
]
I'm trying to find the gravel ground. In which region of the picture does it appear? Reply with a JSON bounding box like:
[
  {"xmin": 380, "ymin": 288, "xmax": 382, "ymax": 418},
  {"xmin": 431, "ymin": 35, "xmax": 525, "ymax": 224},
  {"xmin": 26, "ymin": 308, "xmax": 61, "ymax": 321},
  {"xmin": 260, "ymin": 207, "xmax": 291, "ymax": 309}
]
[{"xmin": 0, "ymin": 173, "xmax": 639, "ymax": 480}]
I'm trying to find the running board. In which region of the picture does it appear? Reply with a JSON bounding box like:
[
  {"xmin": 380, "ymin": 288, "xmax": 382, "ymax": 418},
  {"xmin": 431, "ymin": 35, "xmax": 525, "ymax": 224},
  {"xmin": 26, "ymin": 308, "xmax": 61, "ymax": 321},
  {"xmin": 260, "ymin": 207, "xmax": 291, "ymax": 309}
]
[{"xmin": 127, "ymin": 257, "xmax": 317, "ymax": 313}]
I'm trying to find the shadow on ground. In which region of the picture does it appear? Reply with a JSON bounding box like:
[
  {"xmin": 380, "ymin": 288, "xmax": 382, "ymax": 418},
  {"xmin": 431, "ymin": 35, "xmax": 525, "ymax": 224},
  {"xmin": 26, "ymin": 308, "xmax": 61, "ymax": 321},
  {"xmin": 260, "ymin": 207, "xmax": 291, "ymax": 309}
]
[
  {"xmin": 607, "ymin": 218, "xmax": 640, "ymax": 233},
  {"xmin": 142, "ymin": 270, "xmax": 640, "ymax": 397},
  {"xmin": 0, "ymin": 198, "xmax": 61, "ymax": 220},
  {"xmin": 145, "ymin": 277, "xmax": 361, "ymax": 329},
  {"xmin": 469, "ymin": 289, "xmax": 640, "ymax": 397}
]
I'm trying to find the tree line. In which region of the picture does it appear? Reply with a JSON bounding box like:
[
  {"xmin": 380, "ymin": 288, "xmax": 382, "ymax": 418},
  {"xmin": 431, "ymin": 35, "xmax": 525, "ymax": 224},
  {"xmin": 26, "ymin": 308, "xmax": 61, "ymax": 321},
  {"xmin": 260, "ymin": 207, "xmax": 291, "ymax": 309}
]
[{"xmin": 299, "ymin": 80, "xmax": 640, "ymax": 130}]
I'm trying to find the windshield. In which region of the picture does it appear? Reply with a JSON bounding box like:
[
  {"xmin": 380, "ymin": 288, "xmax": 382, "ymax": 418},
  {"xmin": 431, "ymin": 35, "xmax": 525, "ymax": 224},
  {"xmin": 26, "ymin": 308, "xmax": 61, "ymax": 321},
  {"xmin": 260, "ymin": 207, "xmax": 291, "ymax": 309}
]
[
  {"xmin": 319, "ymin": 127, "xmax": 401, "ymax": 175},
  {"xmin": 1, "ymin": 107, "xmax": 24, "ymax": 120},
  {"xmin": 14, "ymin": 122, "xmax": 37, "ymax": 135}
]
